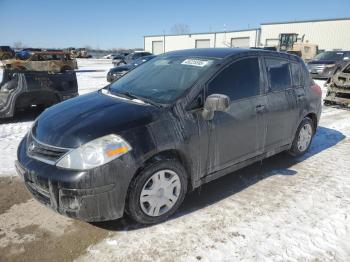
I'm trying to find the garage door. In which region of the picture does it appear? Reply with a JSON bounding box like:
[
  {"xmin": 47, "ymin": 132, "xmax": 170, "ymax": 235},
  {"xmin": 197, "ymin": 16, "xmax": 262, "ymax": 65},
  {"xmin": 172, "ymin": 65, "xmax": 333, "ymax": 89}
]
[
  {"xmin": 231, "ymin": 37, "xmax": 250, "ymax": 48},
  {"xmin": 152, "ymin": 41, "xmax": 163, "ymax": 55},
  {"xmin": 265, "ymin": 39, "xmax": 279, "ymax": 47},
  {"xmin": 195, "ymin": 39, "xmax": 210, "ymax": 48}
]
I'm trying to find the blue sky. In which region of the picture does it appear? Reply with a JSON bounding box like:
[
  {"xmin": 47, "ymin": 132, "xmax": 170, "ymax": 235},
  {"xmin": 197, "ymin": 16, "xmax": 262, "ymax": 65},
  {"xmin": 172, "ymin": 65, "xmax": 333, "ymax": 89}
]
[{"xmin": 1, "ymin": 0, "xmax": 349, "ymax": 49}]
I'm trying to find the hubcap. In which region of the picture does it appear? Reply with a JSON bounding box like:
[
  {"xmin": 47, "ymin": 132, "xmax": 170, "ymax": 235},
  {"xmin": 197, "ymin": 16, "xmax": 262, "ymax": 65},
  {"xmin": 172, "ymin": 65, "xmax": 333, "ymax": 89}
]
[
  {"xmin": 297, "ymin": 123, "xmax": 312, "ymax": 152},
  {"xmin": 140, "ymin": 170, "xmax": 181, "ymax": 217}
]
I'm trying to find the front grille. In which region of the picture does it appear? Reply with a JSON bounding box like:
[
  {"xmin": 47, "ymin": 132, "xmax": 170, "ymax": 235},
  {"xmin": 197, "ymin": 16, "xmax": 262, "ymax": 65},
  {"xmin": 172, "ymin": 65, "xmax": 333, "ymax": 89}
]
[
  {"xmin": 308, "ymin": 64, "xmax": 325, "ymax": 72},
  {"xmin": 27, "ymin": 132, "xmax": 70, "ymax": 165}
]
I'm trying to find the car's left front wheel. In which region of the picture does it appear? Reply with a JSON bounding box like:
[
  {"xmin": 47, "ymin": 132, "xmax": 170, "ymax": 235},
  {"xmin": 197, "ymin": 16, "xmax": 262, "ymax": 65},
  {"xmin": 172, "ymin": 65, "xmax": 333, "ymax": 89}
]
[{"xmin": 126, "ymin": 159, "xmax": 188, "ymax": 224}]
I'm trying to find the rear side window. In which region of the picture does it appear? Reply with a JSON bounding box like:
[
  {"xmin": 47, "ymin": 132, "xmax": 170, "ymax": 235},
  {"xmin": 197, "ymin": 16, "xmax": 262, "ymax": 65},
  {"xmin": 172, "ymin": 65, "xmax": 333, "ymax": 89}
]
[
  {"xmin": 265, "ymin": 58, "xmax": 291, "ymax": 91},
  {"xmin": 290, "ymin": 63, "xmax": 302, "ymax": 86},
  {"xmin": 207, "ymin": 57, "xmax": 261, "ymax": 101}
]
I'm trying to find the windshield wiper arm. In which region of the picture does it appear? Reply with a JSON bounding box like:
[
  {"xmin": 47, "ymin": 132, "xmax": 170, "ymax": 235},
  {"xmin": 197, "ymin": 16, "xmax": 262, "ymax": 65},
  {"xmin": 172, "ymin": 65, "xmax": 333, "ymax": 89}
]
[{"xmin": 114, "ymin": 91, "xmax": 161, "ymax": 107}]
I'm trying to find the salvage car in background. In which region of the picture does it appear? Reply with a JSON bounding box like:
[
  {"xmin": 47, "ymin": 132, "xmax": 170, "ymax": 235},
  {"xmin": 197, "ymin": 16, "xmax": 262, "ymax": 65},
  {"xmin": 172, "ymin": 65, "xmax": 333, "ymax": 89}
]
[
  {"xmin": 115, "ymin": 51, "xmax": 153, "ymax": 66},
  {"xmin": 16, "ymin": 48, "xmax": 322, "ymax": 224},
  {"xmin": 324, "ymin": 62, "xmax": 350, "ymax": 107},
  {"xmin": 0, "ymin": 46, "xmax": 16, "ymax": 60},
  {"xmin": 307, "ymin": 51, "xmax": 350, "ymax": 79},
  {"xmin": 2, "ymin": 51, "xmax": 78, "ymax": 72},
  {"xmin": 107, "ymin": 55, "xmax": 156, "ymax": 82},
  {"xmin": 111, "ymin": 54, "xmax": 126, "ymax": 66},
  {"xmin": 0, "ymin": 69, "xmax": 78, "ymax": 118}
]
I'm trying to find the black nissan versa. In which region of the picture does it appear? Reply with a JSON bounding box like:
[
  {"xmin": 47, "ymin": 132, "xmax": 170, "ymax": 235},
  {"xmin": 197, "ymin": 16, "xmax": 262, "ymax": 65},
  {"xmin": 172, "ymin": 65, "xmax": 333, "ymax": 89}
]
[{"xmin": 16, "ymin": 48, "xmax": 322, "ymax": 224}]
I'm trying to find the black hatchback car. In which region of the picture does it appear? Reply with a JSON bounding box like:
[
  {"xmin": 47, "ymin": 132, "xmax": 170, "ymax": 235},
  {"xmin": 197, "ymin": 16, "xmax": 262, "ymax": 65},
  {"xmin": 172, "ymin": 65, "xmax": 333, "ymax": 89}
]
[{"xmin": 16, "ymin": 48, "xmax": 322, "ymax": 224}]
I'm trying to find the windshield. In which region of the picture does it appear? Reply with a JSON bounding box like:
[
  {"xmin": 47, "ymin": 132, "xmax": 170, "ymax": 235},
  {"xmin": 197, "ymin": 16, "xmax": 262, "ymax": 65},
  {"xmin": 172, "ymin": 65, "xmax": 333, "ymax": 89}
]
[
  {"xmin": 314, "ymin": 51, "xmax": 344, "ymax": 61},
  {"xmin": 109, "ymin": 55, "xmax": 216, "ymax": 104}
]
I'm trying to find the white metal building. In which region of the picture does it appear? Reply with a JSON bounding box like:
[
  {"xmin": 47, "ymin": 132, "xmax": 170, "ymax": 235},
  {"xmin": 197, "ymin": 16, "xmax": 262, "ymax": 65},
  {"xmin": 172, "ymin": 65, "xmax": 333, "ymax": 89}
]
[
  {"xmin": 144, "ymin": 29, "xmax": 260, "ymax": 55},
  {"xmin": 260, "ymin": 18, "xmax": 350, "ymax": 51},
  {"xmin": 144, "ymin": 18, "xmax": 350, "ymax": 54}
]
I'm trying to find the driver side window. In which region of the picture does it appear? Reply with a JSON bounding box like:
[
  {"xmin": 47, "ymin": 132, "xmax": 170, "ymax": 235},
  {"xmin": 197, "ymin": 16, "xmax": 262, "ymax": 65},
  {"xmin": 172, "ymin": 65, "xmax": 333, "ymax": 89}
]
[{"xmin": 207, "ymin": 57, "xmax": 261, "ymax": 101}]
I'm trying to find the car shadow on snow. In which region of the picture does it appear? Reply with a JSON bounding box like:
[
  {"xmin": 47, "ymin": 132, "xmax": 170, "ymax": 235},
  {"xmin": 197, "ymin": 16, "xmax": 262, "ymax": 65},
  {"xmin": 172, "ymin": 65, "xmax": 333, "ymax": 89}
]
[{"xmin": 92, "ymin": 126, "xmax": 345, "ymax": 231}]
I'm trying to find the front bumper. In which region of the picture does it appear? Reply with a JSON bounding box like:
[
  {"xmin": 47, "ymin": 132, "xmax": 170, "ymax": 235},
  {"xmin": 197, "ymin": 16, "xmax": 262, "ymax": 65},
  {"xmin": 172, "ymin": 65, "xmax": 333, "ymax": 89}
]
[{"xmin": 16, "ymin": 136, "xmax": 137, "ymax": 222}]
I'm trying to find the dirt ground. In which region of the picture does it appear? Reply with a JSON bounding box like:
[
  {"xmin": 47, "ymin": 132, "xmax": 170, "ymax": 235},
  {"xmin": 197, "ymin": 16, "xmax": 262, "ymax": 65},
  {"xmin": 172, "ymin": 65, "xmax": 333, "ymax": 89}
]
[{"xmin": 1, "ymin": 61, "xmax": 350, "ymax": 261}]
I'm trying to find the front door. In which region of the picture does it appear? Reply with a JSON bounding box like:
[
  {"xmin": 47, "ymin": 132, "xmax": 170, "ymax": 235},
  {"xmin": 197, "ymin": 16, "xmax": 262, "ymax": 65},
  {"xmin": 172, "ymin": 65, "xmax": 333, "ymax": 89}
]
[{"xmin": 205, "ymin": 56, "xmax": 268, "ymax": 174}]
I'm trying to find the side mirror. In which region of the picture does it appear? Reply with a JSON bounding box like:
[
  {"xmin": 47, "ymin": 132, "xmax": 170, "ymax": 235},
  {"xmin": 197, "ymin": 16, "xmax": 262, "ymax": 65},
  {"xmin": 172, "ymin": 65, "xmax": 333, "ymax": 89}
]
[{"xmin": 202, "ymin": 94, "xmax": 230, "ymax": 120}]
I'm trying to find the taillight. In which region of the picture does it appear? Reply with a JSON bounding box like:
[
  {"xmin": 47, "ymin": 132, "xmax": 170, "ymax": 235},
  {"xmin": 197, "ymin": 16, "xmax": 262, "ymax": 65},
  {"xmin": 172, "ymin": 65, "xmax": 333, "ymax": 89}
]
[{"xmin": 311, "ymin": 84, "xmax": 322, "ymax": 97}]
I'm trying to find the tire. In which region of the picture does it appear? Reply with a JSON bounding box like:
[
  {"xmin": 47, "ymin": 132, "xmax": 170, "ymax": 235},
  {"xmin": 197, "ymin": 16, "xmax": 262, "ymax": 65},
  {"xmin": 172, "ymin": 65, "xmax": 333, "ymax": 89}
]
[
  {"xmin": 289, "ymin": 117, "xmax": 314, "ymax": 156},
  {"xmin": 126, "ymin": 159, "xmax": 188, "ymax": 224}
]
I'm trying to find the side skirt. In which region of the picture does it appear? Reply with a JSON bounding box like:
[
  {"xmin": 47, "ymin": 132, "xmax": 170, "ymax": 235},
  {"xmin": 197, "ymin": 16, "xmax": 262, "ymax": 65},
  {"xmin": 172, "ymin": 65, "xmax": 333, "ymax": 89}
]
[{"xmin": 195, "ymin": 144, "xmax": 291, "ymax": 188}]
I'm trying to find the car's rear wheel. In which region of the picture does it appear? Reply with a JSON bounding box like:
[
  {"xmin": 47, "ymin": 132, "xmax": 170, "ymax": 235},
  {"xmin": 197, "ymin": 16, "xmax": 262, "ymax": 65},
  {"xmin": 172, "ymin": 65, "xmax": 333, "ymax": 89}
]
[
  {"xmin": 126, "ymin": 160, "xmax": 187, "ymax": 224},
  {"xmin": 289, "ymin": 117, "xmax": 314, "ymax": 156}
]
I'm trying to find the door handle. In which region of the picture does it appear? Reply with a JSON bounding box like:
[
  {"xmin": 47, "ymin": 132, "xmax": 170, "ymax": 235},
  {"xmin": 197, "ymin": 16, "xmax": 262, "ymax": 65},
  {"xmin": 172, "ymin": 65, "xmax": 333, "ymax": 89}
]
[
  {"xmin": 255, "ymin": 104, "xmax": 265, "ymax": 113},
  {"xmin": 296, "ymin": 94, "xmax": 305, "ymax": 102}
]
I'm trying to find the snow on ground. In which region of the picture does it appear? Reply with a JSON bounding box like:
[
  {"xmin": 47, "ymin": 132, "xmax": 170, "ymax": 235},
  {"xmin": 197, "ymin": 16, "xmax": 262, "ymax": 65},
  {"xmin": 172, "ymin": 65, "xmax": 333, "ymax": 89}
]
[{"xmin": 75, "ymin": 58, "xmax": 112, "ymax": 95}]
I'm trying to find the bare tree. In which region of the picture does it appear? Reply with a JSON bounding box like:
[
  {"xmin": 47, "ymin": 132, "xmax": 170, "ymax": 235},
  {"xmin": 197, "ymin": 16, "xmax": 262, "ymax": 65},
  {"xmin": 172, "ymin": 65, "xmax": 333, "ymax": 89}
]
[
  {"xmin": 169, "ymin": 24, "xmax": 190, "ymax": 35},
  {"xmin": 13, "ymin": 41, "xmax": 23, "ymax": 49}
]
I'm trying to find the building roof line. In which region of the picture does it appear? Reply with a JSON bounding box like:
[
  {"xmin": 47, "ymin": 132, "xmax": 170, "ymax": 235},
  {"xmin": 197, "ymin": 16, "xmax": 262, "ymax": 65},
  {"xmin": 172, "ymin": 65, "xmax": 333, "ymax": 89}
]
[
  {"xmin": 144, "ymin": 17, "xmax": 350, "ymax": 38},
  {"xmin": 144, "ymin": 28, "xmax": 260, "ymax": 38},
  {"xmin": 261, "ymin": 17, "xmax": 350, "ymax": 25}
]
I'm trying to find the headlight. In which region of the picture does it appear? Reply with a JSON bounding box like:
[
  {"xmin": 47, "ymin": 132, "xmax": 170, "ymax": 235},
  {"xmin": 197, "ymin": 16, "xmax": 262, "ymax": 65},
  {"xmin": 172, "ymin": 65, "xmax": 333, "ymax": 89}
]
[{"xmin": 56, "ymin": 134, "xmax": 131, "ymax": 170}]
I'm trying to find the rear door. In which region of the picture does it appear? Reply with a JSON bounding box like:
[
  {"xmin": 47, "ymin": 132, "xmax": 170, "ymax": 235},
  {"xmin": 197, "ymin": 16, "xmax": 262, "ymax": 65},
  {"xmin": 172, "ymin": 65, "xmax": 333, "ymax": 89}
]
[
  {"xmin": 263, "ymin": 57, "xmax": 300, "ymax": 150},
  {"xmin": 206, "ymin": 56, "xmax": 268, "ymax": 173}
]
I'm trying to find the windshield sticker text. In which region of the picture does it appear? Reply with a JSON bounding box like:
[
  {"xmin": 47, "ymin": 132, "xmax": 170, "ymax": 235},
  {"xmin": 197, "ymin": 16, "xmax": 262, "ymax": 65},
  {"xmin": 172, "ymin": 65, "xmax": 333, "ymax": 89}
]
[{"xmin": 181, "ymin": 59, "xmax": 210, "ymax": 67}]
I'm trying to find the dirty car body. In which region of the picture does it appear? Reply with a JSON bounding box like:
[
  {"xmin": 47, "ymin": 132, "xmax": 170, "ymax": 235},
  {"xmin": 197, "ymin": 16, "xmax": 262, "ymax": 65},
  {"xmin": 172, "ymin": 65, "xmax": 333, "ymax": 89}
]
[
  {"xmin": 16, "ymin": 48, "xmax": 322, "ymax": 223},
  {"xmin": 0, "ymin": 69, "xmax": 78, "ymax": 118}
]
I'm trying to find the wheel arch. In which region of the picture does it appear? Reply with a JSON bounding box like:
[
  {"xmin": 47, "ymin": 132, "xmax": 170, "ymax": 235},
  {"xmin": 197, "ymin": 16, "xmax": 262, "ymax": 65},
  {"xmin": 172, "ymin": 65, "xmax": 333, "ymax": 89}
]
[
  {"xmin": 305, "ymin": 112, "xmax": 318, "ymax": 133},
  {"xmin": 134, "ymin": 149, "xmax": 193, "ymax": 191}
]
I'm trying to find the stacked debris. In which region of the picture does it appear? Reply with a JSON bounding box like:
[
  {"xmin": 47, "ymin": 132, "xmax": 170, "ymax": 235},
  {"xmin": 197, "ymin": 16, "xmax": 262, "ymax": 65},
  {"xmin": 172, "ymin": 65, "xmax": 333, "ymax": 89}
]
[{"xmin": 324, "ymin": 62, "xmax": 350, "ymax": 107}]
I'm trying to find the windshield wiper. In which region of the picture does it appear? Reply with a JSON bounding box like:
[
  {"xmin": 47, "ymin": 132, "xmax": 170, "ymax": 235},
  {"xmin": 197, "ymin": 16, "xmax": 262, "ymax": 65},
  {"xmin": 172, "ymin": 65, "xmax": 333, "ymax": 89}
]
[{"xmin": 110, "ymin": 90, "xmax": 161, "ymax": 107}]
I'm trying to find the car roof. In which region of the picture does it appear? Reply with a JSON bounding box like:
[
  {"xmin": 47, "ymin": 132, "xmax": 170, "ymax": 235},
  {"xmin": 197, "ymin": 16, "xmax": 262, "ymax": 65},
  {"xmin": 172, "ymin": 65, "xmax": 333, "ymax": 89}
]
[{"xmin": 163, "ymin": 48, "xmax": 297, "ymax": 60}]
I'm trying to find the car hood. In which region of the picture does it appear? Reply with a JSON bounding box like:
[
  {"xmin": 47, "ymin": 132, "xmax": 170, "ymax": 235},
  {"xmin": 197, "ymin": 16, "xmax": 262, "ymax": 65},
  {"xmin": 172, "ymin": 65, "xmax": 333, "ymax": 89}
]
[
  {"xmin": 308, "ymin": 60, "xmax": 339, "ymax": 65},
  {"xmin": 32, "ymin": 91, "xmax": 159, "ymax": 148}
]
